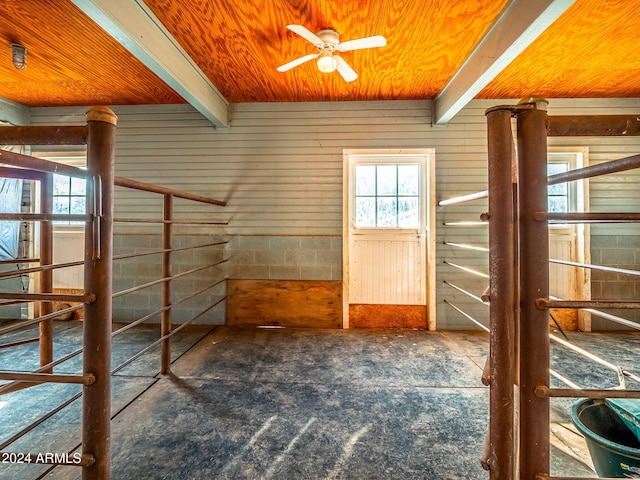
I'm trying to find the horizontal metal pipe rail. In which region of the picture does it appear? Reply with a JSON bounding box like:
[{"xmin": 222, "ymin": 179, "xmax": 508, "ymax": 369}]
[
  {"xmin": 0, "ymin": 259, "xmax": 86, "ymax": 280},
  {"xmin": 0, "ymin": 337, "xmax": 39, "ymax": 349},
  {"xmin": 443, "ymin": 242, "xmax": 489, "ymax": 252},
  {"xmin": 438, "ymin": 190, "xmax": 488, "ymax": 206},
  {"xmin": 549, "ymin": 152, "xmax": 640, "ymax": 184},
  {"xmin": 549, "ymin": 258, "xmax": 640, "ymax": 277},
  {"xmin": 0, "ymin": 292, "xmax": 93, "ymax": 303},
  {"xmin": 535, "ymin": 386, "xmax": 640, "ymax": 399},
  {"xmin": 443, "ymin": 261, "xmax": 489, "ymax": 279},
  {"xmin": 537, "ymin": 476, "xmax": 623, "ymax": 480},
  {"xmin": 0, "ymin": 213, "xmax": 90, "ymax": 222},
  {"xmin": 584, "ymin": 308, "xmax": 640, "ymax": 331},
  {"xmin": 114, "ymin": 217, "xmax": 228, "ymax": 225},
  {"xmin": 112, "ymin": 240, "xmax": 228, "ymax": 262},
  {"xmin": 549, "ymin": 370, "xmax": 581, "ymax": 390},
  {"xmin": 114, "ymin": 176, "xmax": 226, "ymax": 206},
  {"xmin": 442, "ymin": 221, "xmax": 487, "ymax": 226},
  {"xmin": 443, "ymin": 281, "xmax": 488, "ymax": 305},
  {"xmin": 0, "ymin": 304, "xmax": 85, "ymax": 336},
  {"xmin": 112, "ymin": 259, "xmax": 228, "ymax": 299},
  {"xmin": 444, "ymin": 300, "xmax": 489, "ymax": 332},
  {"xmin": 546, "ymin": 299, "xmax": 640, "ymax": 309},
  {"xmin": 111, "ymin": 296, "xmax": 225, "ymax": 375},
  {"xmin": 0, "ymin": 372, "xmax": 94, "ymax": 385},
  {"xmin": 113, "ymin": 277, "xmax": 227, "ymax": 337},
  {"xmin": 0, "ymin": 258, "xmax": 40, "ymax": 265},
  {"xmin": 543, "ymin": 212, "xmax": 640, "ymax": 223},
  {"xmin": 550, "ymin": 334, "xmax": 640, "ymax": 385}
]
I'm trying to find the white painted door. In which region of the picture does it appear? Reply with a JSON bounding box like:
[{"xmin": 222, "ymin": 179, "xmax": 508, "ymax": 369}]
[
  {"xmin": 547, "ymin": 148, "xmax": 591, "ymax": 330},
  {"xmin": 346, "ymin": 154, "xmax": 429, "ymax": 305}
]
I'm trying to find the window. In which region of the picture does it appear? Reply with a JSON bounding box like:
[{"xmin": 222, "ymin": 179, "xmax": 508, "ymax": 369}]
[
  {"xmin": 354, "ymin": 163, "xmax": 420, "ymax": 228},
  {"xmin": 547, "ymin": 162, "xmax": 569, "ymax": 213},
  {"xmin": 53, "ymin": 173, "xmax": 86, "ymax": 225}
]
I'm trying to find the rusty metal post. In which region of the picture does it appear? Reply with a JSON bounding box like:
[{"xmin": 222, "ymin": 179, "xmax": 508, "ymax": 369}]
[
  {"xmin": 82, "ymin": 106, "xmax": 117, "ymax": 480},
  {"xmin": 516, "ymin": 98, "xmax": 550, "ymax": 480},
  {"xmin": 39, "ymin": 173, "xmax": 54, "ymax": 370},
  {"xmin": 161, "ymin": 194, "xmax": 172, "ymax": 375},
  {"xmin": 486, "ymin": 106, "xmax": 517, "ymax": 480}
]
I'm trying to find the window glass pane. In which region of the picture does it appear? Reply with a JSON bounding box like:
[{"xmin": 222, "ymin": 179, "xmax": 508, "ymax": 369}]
[
  {"xmin": 377, "ymin": 198, "xmax": 397, "ymax": 227},
  {"xmin": 547, "ymin": 162, "xmax": 569, "ymax": 213},
  {"xmin": 547, "ymin": 163, "xmax": 568, "ymax": 176},
  {"xmin": 548, "ymin": 197, "xmax": 568, "ymax": 213},
  {"xmin": 70, "ymin": 196, "xmax": 86, "ymax": 214},
  {"xmin": 398, "ymin": 164, "xmax": 419, "ymax": 195},
  {"xmin": 355, "ymin": 165, "xmax": 376, "ymax": 195},
  {"xmin": 548, "ymin": 182, "xmax": 567, "ymax": 195},
  {"xmin": 70, "ymin": 177, "xmax": 86, "ymax": 195},
  {"xmin": 53, "ymin": 174, "xmax": 70, "ymax": 195},
  {"xmin": 53, "ymin": 196, "xmax": 70, "ymax": 215},
  {"xmin": 398, "ymin": 197, "xmax": 419, "ymax": 228},
  {"xmin": 547, "ymin": 163, "xmax": 568, "ymax": 195},
  {"xmin": 376, "ymin": 165, "xmax": 397, "ymax": 196},
  {"xmin": 355, "ymin": 197, "xmax": 376, "ymax": 227}
]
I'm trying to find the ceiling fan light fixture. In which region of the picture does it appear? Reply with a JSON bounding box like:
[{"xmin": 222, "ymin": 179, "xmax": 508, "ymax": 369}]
[
  {"xmin": 11, "ymin": 43, "xmax": 27, "ymax": 70},
  {"xmin": 317, "ymin": 49, "xmax": 337, "ymax": 73}
]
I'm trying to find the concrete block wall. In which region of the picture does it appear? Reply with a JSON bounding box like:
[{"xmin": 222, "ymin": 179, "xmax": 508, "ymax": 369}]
[
  {"xmin": 112, "ymin": 234, "xmax": 227, "ymax": 324},
  {"xmin": 111, "ymin": 234, "xmax": 342, "ymax": 325},
  {"xmin": 590, "ymin": 234, "xmax": 640, "ymax": 330},
  {"xmin": 226, "ymin": 235, "xmax": 342, "ymax": 282}
]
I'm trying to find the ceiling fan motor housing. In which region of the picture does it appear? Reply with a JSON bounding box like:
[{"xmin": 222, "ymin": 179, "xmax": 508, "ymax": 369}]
[{"xmin": 316, "ymin": 29, "xmax": 340, "ymax": 51}]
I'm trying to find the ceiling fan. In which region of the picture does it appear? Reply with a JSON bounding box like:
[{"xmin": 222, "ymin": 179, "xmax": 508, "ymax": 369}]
[{"xmin": 277, "ymin": 24, "xmax": 387, "ymax": 82}]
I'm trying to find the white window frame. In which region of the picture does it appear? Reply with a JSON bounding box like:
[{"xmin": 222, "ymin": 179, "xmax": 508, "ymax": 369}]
[
  {"xmin": 34, "ymin": 152, "xmax": 87, "ymax": 231},
  {"xmin": 351, "ymin": 159, "xmax": 425, "ymax": 233}
]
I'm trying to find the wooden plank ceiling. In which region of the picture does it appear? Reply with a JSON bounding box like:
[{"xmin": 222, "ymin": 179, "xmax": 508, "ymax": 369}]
[{"xmin": 0, "ymin": 0, "xmax": 639, "ymax": 109}]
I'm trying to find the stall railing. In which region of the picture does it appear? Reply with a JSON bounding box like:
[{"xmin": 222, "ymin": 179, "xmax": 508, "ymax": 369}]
[
  {"xmin": 485, "ymin": 98, "xmax": 640, "ymax": 480},
  {"xmin": 0, "ymin": 107, "xmax": 228, "ymax": 479},
  {"xmin": 439, "ymin": 99, "xmax": 640, "ymax": 479}
]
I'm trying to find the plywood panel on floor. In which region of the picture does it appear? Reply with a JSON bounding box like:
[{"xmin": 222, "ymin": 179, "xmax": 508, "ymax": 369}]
[
  {"xmin": 226, "ymin": 279, "xmax": 342, "ymax": 328},
  {"xmin": 550, "ymin": 308, "xmax": 579, "ymax": 332},
  {"xmin": 349, "ymin": 304, "xmax": 428, "ymax": 329}
]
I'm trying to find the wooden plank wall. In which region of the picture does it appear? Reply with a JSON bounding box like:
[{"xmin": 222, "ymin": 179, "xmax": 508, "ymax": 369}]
[{"xmin": 29, "ymin": 98, "xmax": 640, "ymax": 329}]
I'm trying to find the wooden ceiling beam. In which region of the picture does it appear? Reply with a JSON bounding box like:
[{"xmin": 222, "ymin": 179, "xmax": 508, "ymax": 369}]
[
  {"xmin": 0, "ymin": 97, "xmax": 30, "ymax": 126},
  {"xmin": 433, "ymin": 0, "xmax": 575, "ymax": 125},
  {"xmin": 70, "ymin": 0, "xmax": 229, "ymax": 128}
]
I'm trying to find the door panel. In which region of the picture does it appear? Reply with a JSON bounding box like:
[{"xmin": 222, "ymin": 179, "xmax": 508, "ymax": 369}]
[
  {"xmin": 346, "ymin": 154, "xmax": 429, "ymax": 309},
  {"xmin": 350, "ymin": 234, "xmax": 424, "ymax": 304}
]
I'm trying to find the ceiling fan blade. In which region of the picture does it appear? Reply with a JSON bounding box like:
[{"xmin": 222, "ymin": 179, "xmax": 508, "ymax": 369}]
[
  {"xmin": 335, "ymin": 56, "xmax": 358, "ymax": 82},
  {"xmin": 286, "ymin": 24, "xmax": 324, "ymax": 47},
  {"xmin": 277, "ymin": 53, "xmax": 319, "ymax": 72},
  {"xmin": 337, "ymin": 35, "xmax": 387, "ymax": 52}
]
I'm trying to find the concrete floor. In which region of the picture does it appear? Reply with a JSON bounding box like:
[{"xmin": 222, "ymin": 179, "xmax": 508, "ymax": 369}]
[{"xmin": 1, "ymin": 321, "xmax": 639, "ymax": 479}]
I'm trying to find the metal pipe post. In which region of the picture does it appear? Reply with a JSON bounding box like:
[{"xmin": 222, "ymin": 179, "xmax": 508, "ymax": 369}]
[
  {"xmin": 516, "ymin": 99, "xmax": 550, "ymax": 480},
  {"xmin": 39, "ymin": 173, "xmax": 54, "ymax": 370},
  {"xmin": 161, "ymin": 194, "xmax": 173, "ymax": 374},
  {"xmin": 486, "ymin": 106, "xmax": 517, "ymax": 480},
  {"xmin": 82, "ymin": 106, "xmax": 117, "ymax": 480}
]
